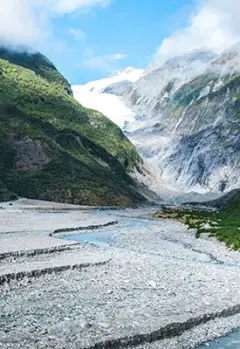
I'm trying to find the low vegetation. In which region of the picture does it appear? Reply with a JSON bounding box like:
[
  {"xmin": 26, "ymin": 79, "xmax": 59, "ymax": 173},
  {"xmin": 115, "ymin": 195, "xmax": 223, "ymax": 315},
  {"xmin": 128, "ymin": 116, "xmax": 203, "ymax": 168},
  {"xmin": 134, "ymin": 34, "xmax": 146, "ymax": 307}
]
[
  {"xmin": 0, "ymin": 181, "xmax": 17, "ymax": 202},
  {"xmin": 153, "ymin": 190, "xmax": 240, "ymax": 250},
  {"xmin": 0, "ymin": 47, "xmax": 143, "ymax": 206}
]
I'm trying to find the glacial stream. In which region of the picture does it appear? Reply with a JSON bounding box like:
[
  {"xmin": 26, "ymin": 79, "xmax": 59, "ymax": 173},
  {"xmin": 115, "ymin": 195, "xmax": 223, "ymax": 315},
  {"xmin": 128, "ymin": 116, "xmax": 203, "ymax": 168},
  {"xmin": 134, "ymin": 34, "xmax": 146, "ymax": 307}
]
[
  {"xmin": 197, "ymin": 331, "xmax": 240, "ymax": 348},
  {"xmin": 62, "ymin": 212, "xmax": 240, "ymax": 349}
]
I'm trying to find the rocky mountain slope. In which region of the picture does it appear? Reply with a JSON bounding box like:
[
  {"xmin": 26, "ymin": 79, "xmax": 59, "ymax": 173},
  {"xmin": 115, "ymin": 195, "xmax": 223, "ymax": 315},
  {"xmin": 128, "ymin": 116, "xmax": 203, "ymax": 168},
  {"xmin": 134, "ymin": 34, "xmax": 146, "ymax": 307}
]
[
  {"xmin": 73, "ymin": 46, "xmax": 239, "ymax": 195},
  {"xmin": 204, "ymin": 188, "xmax": 240, "ymax": 210},
  {"xmin": 0, "ymin": 47, "xmax": 149, "ymax": 206},
  {"xmin": 124, "ymin": 50, "xmax": 216, "ymax": 120},
  {"xmin": 123, "ymin": 44, "xmax": 240, "ymax": 193}
]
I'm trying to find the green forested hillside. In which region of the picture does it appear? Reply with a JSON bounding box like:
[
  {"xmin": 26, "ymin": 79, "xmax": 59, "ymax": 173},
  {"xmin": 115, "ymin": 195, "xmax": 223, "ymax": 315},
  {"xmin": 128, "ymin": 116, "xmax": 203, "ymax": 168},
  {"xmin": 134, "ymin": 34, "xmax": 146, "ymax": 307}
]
[
  {"xmin": 0, "ymin": 47, "xmax": 72, "ymax": 94},
  {"xmin": 0, "ymin": 47, "xmax": 144, "ymax": 206}
]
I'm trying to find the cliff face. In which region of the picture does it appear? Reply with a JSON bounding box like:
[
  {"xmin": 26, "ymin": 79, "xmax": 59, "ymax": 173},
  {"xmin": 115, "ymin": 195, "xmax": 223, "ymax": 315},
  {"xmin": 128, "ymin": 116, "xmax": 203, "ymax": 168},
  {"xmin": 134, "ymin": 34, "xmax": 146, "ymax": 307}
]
[
  {"xmin": 123, "ymin": 45, "xmax": 240, "ymax": 193},
  {"xmin": 0, "ymin": 47, "xmax": 146, "ymax": 206}
]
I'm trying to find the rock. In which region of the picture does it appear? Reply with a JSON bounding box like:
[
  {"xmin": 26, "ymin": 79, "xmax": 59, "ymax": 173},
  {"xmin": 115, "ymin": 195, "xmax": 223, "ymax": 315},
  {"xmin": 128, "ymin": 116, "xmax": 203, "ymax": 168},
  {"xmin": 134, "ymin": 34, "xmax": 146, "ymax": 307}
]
[
  {"xmin": 148, "ymin": 281, "xmax": 157, "ymax": 288},
  {"xmin": 122, "ymin": 45, "xmax": 240, "ymax": 193}
]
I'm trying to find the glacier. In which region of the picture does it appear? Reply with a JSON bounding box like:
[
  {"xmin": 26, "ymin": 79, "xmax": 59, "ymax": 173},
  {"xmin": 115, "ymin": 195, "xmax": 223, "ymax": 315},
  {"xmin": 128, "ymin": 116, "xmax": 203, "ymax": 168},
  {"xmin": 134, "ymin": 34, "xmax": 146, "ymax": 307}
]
[
  {"xmin": 72, "ymin": 67, "xmax": 143, "ymax": 128},
  {"xmin": 72, "ymin": 45, "xmax": 240, "ymax": 197}
]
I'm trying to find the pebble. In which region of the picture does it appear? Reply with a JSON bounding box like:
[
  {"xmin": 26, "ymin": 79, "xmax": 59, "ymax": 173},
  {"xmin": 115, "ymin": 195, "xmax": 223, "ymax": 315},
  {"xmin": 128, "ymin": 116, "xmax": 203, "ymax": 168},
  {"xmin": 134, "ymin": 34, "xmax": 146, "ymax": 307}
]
[{"xmin": 0, "ymin": 207, "xmax": 240, "ymax": 349}]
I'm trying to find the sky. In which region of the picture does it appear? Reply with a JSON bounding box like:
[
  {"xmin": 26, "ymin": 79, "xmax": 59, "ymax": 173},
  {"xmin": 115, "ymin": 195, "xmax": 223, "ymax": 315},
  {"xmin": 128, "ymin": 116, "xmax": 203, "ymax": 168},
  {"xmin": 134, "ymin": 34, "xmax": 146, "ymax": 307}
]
[{"xmin": 0, "ymin": 0, "xmax": 240, "ymax": 84}]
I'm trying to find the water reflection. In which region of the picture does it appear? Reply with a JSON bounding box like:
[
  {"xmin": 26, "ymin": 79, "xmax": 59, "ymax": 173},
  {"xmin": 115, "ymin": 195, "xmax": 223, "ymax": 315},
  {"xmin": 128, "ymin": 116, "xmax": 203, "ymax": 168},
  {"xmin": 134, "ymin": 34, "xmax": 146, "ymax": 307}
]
[
  {"xmin": 197, "ymin": 331, "xmax": 240, "ymax": 349},
  {"xmin": 63, "ymin": 231, "xmax": 116, "ymax": 246}
]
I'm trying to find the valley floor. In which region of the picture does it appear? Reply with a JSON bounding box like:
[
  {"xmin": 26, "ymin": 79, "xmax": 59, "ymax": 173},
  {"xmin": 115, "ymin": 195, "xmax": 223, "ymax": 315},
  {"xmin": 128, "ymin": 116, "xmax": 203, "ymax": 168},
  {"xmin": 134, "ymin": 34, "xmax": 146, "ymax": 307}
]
[{"xmin": 0, "ymin": 200, "xmax": 240, "ymax": 349}]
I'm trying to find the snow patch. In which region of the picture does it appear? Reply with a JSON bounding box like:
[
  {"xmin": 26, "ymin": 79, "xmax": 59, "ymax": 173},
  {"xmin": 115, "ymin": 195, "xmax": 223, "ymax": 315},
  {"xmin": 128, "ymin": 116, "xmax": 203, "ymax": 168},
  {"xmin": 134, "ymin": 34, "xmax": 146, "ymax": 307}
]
[{"xmin": 72, "ymin": 67, "xmax": 143, "ymax": 128}]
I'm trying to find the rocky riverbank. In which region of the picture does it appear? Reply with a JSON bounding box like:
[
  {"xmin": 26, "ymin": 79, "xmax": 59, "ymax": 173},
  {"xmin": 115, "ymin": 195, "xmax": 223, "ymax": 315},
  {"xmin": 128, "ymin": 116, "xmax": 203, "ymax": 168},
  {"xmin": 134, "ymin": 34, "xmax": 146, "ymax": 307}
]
[{"xmin": 0, "ymin": 200, "xmax": 239, "ymax": 349}]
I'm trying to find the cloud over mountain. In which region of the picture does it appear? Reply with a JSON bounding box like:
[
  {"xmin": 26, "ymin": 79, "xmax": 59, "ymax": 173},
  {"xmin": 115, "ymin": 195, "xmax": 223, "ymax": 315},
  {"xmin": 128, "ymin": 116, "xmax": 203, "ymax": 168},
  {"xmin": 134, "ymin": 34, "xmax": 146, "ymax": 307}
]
[
  {"xmin": 0, "ymin": 0, "xmax": 111, "ymax": 46},
  {"xmin": 157, "ymin": 0, "xmax": 240, "ymax": 59}
]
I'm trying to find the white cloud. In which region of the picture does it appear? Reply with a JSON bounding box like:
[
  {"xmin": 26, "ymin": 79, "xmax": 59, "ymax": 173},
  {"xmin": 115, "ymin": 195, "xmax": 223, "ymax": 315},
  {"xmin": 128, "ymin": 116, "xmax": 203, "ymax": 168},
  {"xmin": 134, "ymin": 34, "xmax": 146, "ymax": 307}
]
[
  {"xmin": 157, "ymin": 0, "xmax": 240, "ymax": 59},
  {"xmin": 82, "ymin": 50, "xmax": 127, "ymax": 72},
  {"xmin": 69, "ymin": 28, "xmax": 87, "ymax": 41},
  {"xmin": 0, "ymin": 0, "xmax": 111, "ymax": 46},
  {"xmin": 0, "ymin": 0, "xmax": 44, "ymax": 46},
  {"xmin": 53, "ymin": 0, "xmax": 110, "ymax": 14},
  {"xmin": 112, "ymin": 53, "xmax": 127, "ymax": 60}
]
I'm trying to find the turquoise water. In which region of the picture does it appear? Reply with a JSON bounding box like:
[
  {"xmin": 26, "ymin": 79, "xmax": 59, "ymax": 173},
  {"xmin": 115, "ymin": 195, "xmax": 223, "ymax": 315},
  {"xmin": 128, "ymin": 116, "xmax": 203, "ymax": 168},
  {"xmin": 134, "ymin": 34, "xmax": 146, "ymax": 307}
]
[
  {"xmin": 62, "ymin": 217, "xmax": 149, "ymax": 247},
  {"xmin": 62, "ymin": 231, "xmax": 116, "ymax": 247},
  {"xmin": 197, "ymin": 331, "xmax": 240, "ymax": 348},
  {"xmin": 62, "ymin": 219, "xmax": 240, "ymax": 349}
]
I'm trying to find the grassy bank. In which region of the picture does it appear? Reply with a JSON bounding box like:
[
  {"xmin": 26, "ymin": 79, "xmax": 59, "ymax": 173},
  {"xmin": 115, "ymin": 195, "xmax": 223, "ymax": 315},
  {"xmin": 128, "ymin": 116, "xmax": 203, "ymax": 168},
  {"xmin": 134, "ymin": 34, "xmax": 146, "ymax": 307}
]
[{"xmin": 153, "ymin": 191, "xmax": 240, "ymax": 250}]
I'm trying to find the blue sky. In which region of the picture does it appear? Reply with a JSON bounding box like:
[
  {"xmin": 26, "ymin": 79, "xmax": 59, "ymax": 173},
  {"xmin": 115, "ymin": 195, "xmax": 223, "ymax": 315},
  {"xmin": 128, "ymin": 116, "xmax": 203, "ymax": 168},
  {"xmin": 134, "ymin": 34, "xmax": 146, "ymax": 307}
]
[
  {"xmin": 1, "ymin": 0, "xmax": 239, "ymax": 85},
  {"xmin": 43, "ymin": 0, "xmax": 196, "ymax": 84}
]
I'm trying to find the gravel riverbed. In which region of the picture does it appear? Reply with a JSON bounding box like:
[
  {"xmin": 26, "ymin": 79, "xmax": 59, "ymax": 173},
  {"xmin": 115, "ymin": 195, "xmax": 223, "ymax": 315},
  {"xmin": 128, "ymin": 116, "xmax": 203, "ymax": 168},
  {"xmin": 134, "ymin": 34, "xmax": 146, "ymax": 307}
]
[{"xmin": 0, "ymin": 200, "xmax": 239, "ymax": 349}]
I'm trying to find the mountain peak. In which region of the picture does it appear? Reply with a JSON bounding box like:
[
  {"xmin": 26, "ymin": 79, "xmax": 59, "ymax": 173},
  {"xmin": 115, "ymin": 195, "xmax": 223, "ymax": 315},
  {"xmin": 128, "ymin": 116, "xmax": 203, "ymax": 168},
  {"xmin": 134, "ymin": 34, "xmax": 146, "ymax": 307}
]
[
  {"xmin": 109, "ymin": 67, "xmax": 143, "ymax": 82},
  {"xmin": 212, "ymin": 41, "xmax": 240, "ymax": 69},
  {"xmin": 145, "ymin": 49, "xmax": 216, "ymax": 75},
  {"xmin": 223, "ymin": 40, "xmax": 240, "ymax": 55},
  {"xmin": 0, "ymin": 46, "xmax": 72, "ymax": 95},
  {"xmin": 110, "ymin": 67, "xmax": 139, "ymax": 77}
]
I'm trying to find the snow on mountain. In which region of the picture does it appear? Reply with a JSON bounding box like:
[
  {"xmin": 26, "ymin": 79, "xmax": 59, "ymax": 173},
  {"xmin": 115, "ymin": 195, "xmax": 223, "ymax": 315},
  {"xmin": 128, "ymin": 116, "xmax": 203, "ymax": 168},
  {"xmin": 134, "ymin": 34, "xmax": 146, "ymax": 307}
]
[
  {"xmin": 72, "ymin": 45, "xmax": 240, "ymax": 197},
  {"xmin": 74, "ymin": 66, "xmax": 143, "ymax": 94},
  {"xmin": 212, "ymin": 41, "xmax": 240, "ymax": 72},
  {"xmin": 72, "ymin": 67, "xmax": 143, "ymax": 128},
  {"xmin": 72, "ymin": 67, "xmax": 181, "ymax": 201},
  {"xmin": 143, "ymin": 48, "xmax": 216, "ymax": 76},
  {"xmin": 123, "ymin": 50, "xmax": 216, "ymax": 122},
  {"xmin": 123, "ymin": 46, "xmax": 240, "ymax": 194},
  {"xmin": 108, "ymin": 67, "xmax": 144, "ymax": 84}
]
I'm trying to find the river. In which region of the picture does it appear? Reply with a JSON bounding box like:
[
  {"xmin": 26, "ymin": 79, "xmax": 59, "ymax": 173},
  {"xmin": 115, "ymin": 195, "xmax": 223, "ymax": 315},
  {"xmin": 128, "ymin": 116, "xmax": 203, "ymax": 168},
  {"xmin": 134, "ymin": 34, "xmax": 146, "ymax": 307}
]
[
  {"xmin": 197, "ymin": 331, "xmax": 240, "ymax": 348},
  {"xmin": 62, "ymin": 209, "xmax": 240, "ymax": 349},
  {"xmin": 1, "ymin": 204, "xmax": 239, "ymax": 349}
]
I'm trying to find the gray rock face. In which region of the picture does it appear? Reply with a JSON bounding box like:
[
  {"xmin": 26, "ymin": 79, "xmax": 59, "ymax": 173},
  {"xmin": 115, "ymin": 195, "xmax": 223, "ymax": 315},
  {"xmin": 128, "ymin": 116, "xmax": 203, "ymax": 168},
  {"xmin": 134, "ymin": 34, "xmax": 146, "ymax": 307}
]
[
  {"xmin": 124, "ymin": 50, "xmax": 217, "ymax": 120},
  {"xmin": 14, "ymin": 138, "xmax": 50, "ymax": 172},
  {"xmin": 123, "ymin": 45, "xmax": 240, "ymax": 193},
  {"xmin": 102, "ymin": 80, "xmax": 133, "ymax": 96}
]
